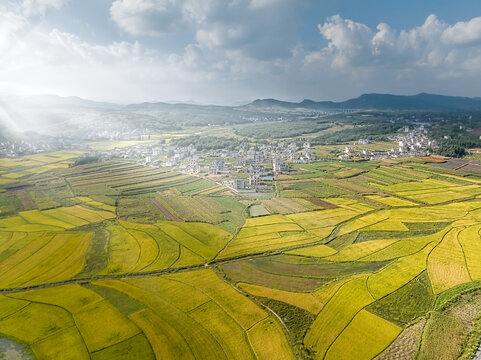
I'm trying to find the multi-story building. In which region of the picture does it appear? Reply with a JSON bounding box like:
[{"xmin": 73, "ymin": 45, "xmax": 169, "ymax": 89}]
[
  {"xmin": 209, "ymin": 161, "xmax": 225, "ymax": 175},
  {"xmin": 273, "ymin": 157, "xmax": 290, "ymax": 174}
]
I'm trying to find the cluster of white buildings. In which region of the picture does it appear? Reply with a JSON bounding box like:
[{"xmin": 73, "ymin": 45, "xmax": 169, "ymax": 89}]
[
  {"xmin": 391, "ymin": 126, "xmax": 434, "ymax": 157},
  {"xmin": 339, "ymin": 126, "xmax": 433, "ymax": 161},
  {"xmin": 216, "ymin": 158, "xmax": 290, "ymax": 193},
  {"xmin": 0, "ymin": 139, "xmax": 67, "ymax": 157}
]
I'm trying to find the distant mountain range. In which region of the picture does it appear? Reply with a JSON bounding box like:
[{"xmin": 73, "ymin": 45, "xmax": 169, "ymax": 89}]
[
  {"xmin": 244, "ymin": 93, "xmax": 481, "ymax": 112},
  {"xmin": 122, "ymin": 92, "xmax": 481, "ymax": 112},
  {"xmin": 7, "ymin": 92, "xmax": 481, "ymax": 112},
  {"xmin": 3, "ymin": 92, "xmax": 481, "ymax": 137}
]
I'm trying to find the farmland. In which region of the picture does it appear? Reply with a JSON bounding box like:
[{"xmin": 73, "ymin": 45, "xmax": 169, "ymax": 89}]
[{"xmin": 3, "ymin": 150, "xmax": 481, "ymax": 360}]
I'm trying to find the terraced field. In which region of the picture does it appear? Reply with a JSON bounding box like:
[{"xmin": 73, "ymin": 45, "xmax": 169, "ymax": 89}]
[{"xmin": 2, "ymin": 155, "xmax": 481, "ymax": 359}]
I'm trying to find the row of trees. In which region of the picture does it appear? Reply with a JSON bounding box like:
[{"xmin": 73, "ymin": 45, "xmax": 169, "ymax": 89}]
[
  {"xmin": 170, "ymin": 135, "xmax": 243, "ymax": 151},
  {"xmin": 233, "ymin": 120, "xmax": 330, "ymax": 140},
  {"xmin": 311, "ymin": 123, "xmax": 403, "ymax": 145}
]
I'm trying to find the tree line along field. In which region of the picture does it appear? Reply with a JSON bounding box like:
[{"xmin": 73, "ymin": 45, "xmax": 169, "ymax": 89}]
[{"xmin": 4, "ymin": 151, "xmax": 481, "ymax": 359}]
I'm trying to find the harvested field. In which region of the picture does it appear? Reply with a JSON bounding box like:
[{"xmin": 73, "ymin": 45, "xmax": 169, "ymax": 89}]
[
  {"xmin": 248, "ymin": 204, "xmax": 270, "ymax": 217},
  {"xmin": 374, "ymin": 318, "xmax": 426, "ymax": 360},
  {"xmin": 219, "ymin": 260, "xmax": 327, "ymax": 292},
  {"xmin": 261, "ymin": 198, "xmax": 323, "ymax": 214},
  {"xmin": 151, "ymin": 198, "xmax": 179, "ymax": 221}
]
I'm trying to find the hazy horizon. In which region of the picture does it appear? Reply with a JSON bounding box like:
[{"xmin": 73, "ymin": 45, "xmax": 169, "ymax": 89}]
[{"xmin": 5, "ymin": 90, "xmax": 481, "ymax": 108}]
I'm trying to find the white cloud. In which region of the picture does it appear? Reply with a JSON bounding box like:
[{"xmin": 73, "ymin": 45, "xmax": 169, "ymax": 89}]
[
  {"xmin": 0, "ymin": 11, "xmax": 29, "ymax": 52},
  {"xmin": 372, "ymin": 23, "xmax": 395, "ymax": 54},
  {"xmin": 4, "ymin": 3, "xmax": 481, "ymax": 105},
  {"xmin": 248, "ymin": 0, "xmax": 285, "ymax": 10},
  {"xmin": 110, "ymin": 0, "xmax": 298, "ymax": 60},
  {"xmin": 110, "ymin": 0, "xmax": 189, "ymax": 36},
  {"xmin": 307, "ymin": 14, "xmax": 481, "ymax": 76},
  {"xmin": 22, "ymin": 0, "xmax": 66, "ymax": 17},
  {"xmin": 0, "ymin": 5, "xmax": 159, "ymax": 102},
  {"xmin": 317, "ymin": 15, "xmax": 373, "ymax": 67},
  {"xmin": 442, "ymin": 16, "xmax": 481, "ymax": 45}
]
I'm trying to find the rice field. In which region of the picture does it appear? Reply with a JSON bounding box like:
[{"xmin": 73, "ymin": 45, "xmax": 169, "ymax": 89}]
[
  {"xmin": 458, "ymin": 224, "xmax": 481, "ymax": 280},
  {"xmin": 152, "ymin": 195, "xmax": 245, "ymax": 230},
  {"xmin": 248, "ymin": 204, "xmax": 270, "ymax": 217},
  {"xmin": 0, "ymin": 205, "xmax": 114, "ymax": 232},
  {"xmin": 284, "ymin": 244, "xmax": 337, "ymax": 257},
  {"xmin": 325, "ymin": 239, "xmax": 397, "ymax": 262},
  {"xmin": 2, "ymin": 270, "xmax": 296, "ymax": 360},
  {"xmin": 304, "ymin": 276, "xmax": 374, "ymax": 358},
  {"xmin": 247, "ymin": 318, "xmax": 295, "ymax": 360},
  {"xmin": 238, "ymin": 282, "xmax": 323, "ymax": 313},
  {"xmin": 365, "ymin": 194, "xmax": 417, "ymax": 207},
  {"xmin": 0, "ymin": 232, "xmax": 92, "ymax": 288},
  {"xmin": 371, "ymin": 177, "xmax": 481, "ymax": 204},
  {"xmin": 1, "ymin": 155, "xmax": 481, "ymax": 359},
  {"xmin": 101, "ymin": 221, "xmax": 233, "ymax": 274},
  {"xmin": 63, "ymin": 161, "xmax": 204, "ymax": 196},
  {"xmin": 427, "ymin": 228, "xmax": 472, "ymax": 294},
  {"xmin": 325, "ymin": 309, "xmax": 402, "ymax": 360},
  {"xmin": 75, "ymin": 196, "xmax": 116, "ymax": 212},
  {"xmin": 286, "ymin": 208, "xmax": 360, "ymax": 229},
  {"xmin": 359, "ymin": 228, "xmax": 450, "ymax": 262},
  {"xmin": 368, "ymin": 242, "xmax": 437, "ymax": 299},
  {"xmin": 261, "ymin": 197, "xmax": 323, "ymax": 214},
  {"xmin": 218, "ymin": 231, "xmax": 323, "ymax": 258}
]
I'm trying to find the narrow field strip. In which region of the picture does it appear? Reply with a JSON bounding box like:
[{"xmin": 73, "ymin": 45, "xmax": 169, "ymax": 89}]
[
  {"xmin": 458, "ymin": 224, "xmax": 481, "ymax": 280},
  {"xmin": 247, "ymin": 317, "xmax": 295, "ymax": 360},
  {"xmin": 238, "ymin": 282, "xmax": 323, "ymax": 313},
  {"xmin": 427, "ymin": 228, "xmax": 472, "ymax": 294},
  {"xmin": 368, "ymin": 242, "xmax": 437, "ymax": 299},
  {"xmin": 325, "ymin": 239, "xmax": 397, "ymax": 262},
  {"xmin": 128, "ymin": 229, "xmax": 160, "ymax": 272},
  {"xmin": 360, "ymin": 228, "xmax": 450, "ymax": 262},
  {"xmin": 101, "ymin": 225, "xmax": 141, "ymax": 275}
]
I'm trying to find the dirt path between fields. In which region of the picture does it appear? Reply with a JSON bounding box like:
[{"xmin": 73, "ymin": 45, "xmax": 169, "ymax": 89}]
[{"xmin": 151, "ymin": 198, "xmax": 180, "ymax": 221}]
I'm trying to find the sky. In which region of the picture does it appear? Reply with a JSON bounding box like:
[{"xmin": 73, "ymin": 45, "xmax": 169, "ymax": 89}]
[{"xmin": 2, "ymin": 0, "xmax": 481, "ymax": 104}]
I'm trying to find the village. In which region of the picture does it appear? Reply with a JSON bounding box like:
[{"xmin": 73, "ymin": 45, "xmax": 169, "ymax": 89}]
[
  {"xmin": 0, "ymin": 123, "xmax": 436, "ymax": 194},
  {"xmin": 0, "ymin": 138, "xmax": 70, "ymax": 158},
  {"xmin": 339, "ymin": 125, "xmax": 435, "ymax": 161},
  {"xmin": 74, "ymin": 124, "xmax": 434, "ymax": 194},
  {"xmin": 86, "ymin": 140, "xmax": 311, "ymax": 194}
]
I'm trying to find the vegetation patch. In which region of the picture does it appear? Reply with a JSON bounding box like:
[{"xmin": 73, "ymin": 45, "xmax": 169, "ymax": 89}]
[
  {"xmin": 252, "ymin": 296, "xmax": 315, "ymax": 359},
  {"xmin": 366, "ymin": 272, "xmax": 435, "ymax": 326}
]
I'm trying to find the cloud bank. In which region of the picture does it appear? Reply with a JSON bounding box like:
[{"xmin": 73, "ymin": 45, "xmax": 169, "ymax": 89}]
[{"xmin": 1, "ymin": 0, "xmax": 481, "ymax": 103}]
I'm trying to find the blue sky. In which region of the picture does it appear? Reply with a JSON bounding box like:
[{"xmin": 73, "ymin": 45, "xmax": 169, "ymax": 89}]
[{"xmin": 2, "ymin": 0, "xmax": 481, "ymax": 104}]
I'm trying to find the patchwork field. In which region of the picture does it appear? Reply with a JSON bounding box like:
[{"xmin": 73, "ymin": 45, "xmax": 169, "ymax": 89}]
[{"xmin": 1, "ymin": 155, "xmax": 481, "ymax": 359}]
